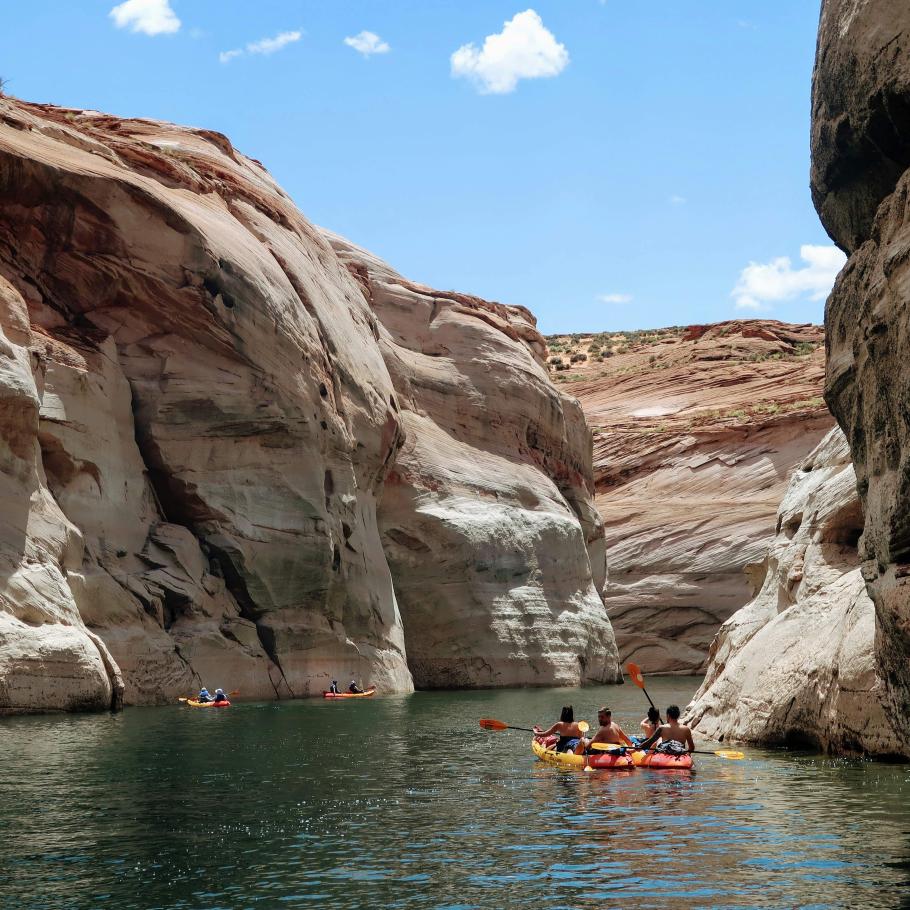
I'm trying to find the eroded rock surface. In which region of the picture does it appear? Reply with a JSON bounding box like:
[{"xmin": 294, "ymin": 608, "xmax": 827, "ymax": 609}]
[
  {"xmin": 329, "ymin": 234, "xmax": 618, "ymax": 688},
  {"xmin": 0, "ymin": 98, "xmax": 617, "ymax": 710},
  {"xmin": 547, "ymin": 322, "xmax": 833, "ymax": 672},
  {"xmin": 687, "ymin": 428, "xmax": 902, "ymax": 754},
  {"xmin": 813, "ymin": 0, "xmax": 910, "ymax": 755}
]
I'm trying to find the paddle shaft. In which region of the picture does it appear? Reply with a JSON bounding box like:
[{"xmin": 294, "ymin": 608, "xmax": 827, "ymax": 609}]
[{"xmin": 592, "ymin": 744, "xmax": 741, "ymax": 758}]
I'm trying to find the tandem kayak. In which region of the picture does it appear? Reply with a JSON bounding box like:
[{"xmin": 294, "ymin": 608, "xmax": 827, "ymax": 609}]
[
  {"xmin": 322, "ymin": 687, "xmax": 376, "ymax": 699},
  {"xmin": 532, "ymin": 737, "xmax": 634, "ymax": 770},
  {"xmin": 186, "ymin": 699, "xmax": 231, "ymax": 708},
  {"xmin": 631, "ymin": 749, "xmax": 694, "ymax": 770}
]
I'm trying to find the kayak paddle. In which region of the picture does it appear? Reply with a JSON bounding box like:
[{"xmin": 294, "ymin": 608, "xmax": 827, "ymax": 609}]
[
  {"xmin": 590, "ymin": 742, "xmax": 745, "ymax": 760},
  {"xmin": 480, "ymin": 718, "xmax": 589, "ymax": 734},
  {"xmin": 626, "ymin": 662, "xmax": 660, "ymax": 719}
]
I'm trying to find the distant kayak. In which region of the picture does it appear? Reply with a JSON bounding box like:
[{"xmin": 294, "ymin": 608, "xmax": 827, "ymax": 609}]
[
  {"xmin": 323, "ymin": 688, "xmax": 376, "ymax": 699},
  {"xmin": 532, "ymin": 737, "xmax": 634, "ymax": 770},
  {"xmin": 631, "ymin": 749, "xmax": 694, "ymax": 770},
  {"xmin": 186, "ymin": 699, "xmax": 231, "ymax": 708}
]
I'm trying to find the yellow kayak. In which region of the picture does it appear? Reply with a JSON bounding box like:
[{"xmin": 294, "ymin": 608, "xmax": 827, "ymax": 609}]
[{"xmin": 531, "ymin": 738, "xmax": 634, "ymax": 770}]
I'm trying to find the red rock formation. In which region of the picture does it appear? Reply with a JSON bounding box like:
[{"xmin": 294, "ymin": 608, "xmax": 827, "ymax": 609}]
[{"xmin": 546, "ymin": 321, "xmax": 834, "ymax": 672}]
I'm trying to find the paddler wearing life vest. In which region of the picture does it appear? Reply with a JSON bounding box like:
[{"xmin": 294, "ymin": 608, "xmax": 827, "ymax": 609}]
[
  {"xmin": 637, "ymin": 705, "xmax": 695, "ymax": 754},
  {"xmin": 349, "ymin": 679, "xmax": 363, "ymax": 694}
]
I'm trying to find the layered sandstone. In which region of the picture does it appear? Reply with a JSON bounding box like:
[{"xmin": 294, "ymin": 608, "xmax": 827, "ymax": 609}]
[
  {"xmin": 328, "ymin": 234, "xmax": 618, "ymax": 688},
  {"xmin": 0, "ymin": 98, "xmax": 616, "ymax": 711},
  {"xmin": 687, "ymin": 427, "xmax": 902, "ymax": 754},
  {"xmin": 812, "ymin": 0, "xmax": 910, "ymax": 755},
  {"xmin": 546, "ymin": 322, "xmax": 834, "ymax": 672}
]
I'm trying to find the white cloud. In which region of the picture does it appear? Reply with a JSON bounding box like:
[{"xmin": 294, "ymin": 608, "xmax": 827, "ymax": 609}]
[
  {"xmin": 220, "ymin": 29, "xmax": 302, "ymax": 64},
  {"xmin": 109, "ymin": 0, "xmax": 180, "ymax": 36},
  {"xmin": 669, "ymin": 194, "xmax": 687, "ymax": 205},
  {"xmin": 598, "ymin": 293, "xmax": 633, "ymax": 304},
  {"xmin": 451, "ymin": 9, "xmax": 569, "ymax": 95},
  {"xmin": 344, "ymin": 31, "xmax": 390, "ymax": 57},
  {"xmin": 732, "ymin": 244, "xmax": 846, "ymax": 311}
]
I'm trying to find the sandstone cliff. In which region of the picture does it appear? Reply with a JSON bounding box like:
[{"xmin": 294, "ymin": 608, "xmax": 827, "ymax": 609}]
[
  {"xmin": 546, "ymin": 322, "xmax": 834, "ymax": 672},
  {"xmin": 0, "ymin": 99, "xmax": 616, "ymax": 711},
  {"xmin": 686, "ymin": 427, "xmax": 902, "ymax": 754},
  {"xmin": 329, "ymin": 234, "xmax": 617, "ymax": 688},
  {"xmin": 812, "ymin": 0, "xmax": 910, "ymax": 755}
]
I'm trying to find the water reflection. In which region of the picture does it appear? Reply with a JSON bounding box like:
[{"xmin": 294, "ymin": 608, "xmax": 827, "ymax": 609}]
[{"xmin": 1, "ymin": 679, "xmax": 909, "ymax": 909}]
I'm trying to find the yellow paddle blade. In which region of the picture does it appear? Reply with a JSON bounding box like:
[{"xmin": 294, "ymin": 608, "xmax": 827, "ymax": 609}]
[
  {"xmin": 590, "ymin": 742, "xmax": 624, "ymax": 751},
  {"xmin": 715, "ymin": 750, "xmax": 744, "ymax": 760},
  {"xmin": 577, "ymin": 720, "xmax": 590, "ymax": 733},
  {"xmin": 479, "ymin": 718, "xmax": 509, "ymax": 731},
  {"xmin": 626, "ymin": 662, "xmax": 646, "ymax": 689}
]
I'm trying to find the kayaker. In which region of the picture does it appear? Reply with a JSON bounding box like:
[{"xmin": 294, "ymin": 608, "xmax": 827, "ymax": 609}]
[
  {"xmin": 639, "ymin": 706, "xmax": 661, "ymax": 739},
  {"xmin": 329, "ymin": 680, "xmax": 339, "ymax": 694},
  {"xmin": 533, "ymin": 706, "xmax": 585, "ymax": 752},
  {"xmin": 196, "ymin": 687, "xmax": 214, "ymax": 703},
  {"xmin": 349, "ymin": 679, "xmax": 363, "ymax": 694},
  {"xmin": 212, "ymin": 688, "xmax": 229, "ymax": 704},
  {"xmin": 584, "ymin": 707, "xmax": 633, "ymax": 751},
  {"xmin": 637, "ymin": 705, "xmax": 695, "ymax": 753}
]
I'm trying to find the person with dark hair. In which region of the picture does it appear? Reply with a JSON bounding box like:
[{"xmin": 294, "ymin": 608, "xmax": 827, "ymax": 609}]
[
  {"xmin": 583, "ymin": 707, "xmax": 633, "ymax": 751},
  {"xmin": 638, "ymin": 704, "xmax": 695, "ymax": 754},
  {"xmin": 640, "ymin": 706, "xmax": 661, "ymax": 738},
  {"xmin": 534, "ymin": 706, "xmax": 585, "ymax": 752}
]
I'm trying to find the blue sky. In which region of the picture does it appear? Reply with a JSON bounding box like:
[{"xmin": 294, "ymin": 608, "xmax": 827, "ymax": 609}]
[{"xmin": 0, "ymin": 1, "xmax": 839, "ymax": 333}]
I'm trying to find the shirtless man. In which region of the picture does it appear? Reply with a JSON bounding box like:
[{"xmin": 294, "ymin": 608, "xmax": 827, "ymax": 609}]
[
  {"xmin": 584, "ymin": 707, "xmax": 633, "ymax": 751},
  {"xmin": 638, "ymin": 704, "xmax": 695, "ymax": 752}
]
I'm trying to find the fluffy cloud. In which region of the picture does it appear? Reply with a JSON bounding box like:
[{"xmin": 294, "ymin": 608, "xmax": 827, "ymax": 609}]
[
  {"xmin": 732, "ymin": 244, "xmax": 846, "ymax": 311},
  {"xmin": 109, "ymin": 0, "xmax": 180, "ymax": 36},
  {"xmin": 451, "ymin": 9, "xmax": 569, "ymax": 94},
  {"xmin": 344, "ymin": 31, "xmax": 390, "ymax": 57},
  {"xmin": 598, "ymin": 293, "xmax": 633, "ymax": 304},
  {"xmin": 220, "ymin": 30, "xmax": 302, "ymax": 64}
]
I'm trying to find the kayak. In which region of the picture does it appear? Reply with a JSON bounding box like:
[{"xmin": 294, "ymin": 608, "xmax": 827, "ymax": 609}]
[
  {"xmin": 631, "ymin": 749, "xmax": 694, "ymax": 770},
  {"xmin": 532, "ymin": 737, "xmax": 634, "ymax": 770},
  {"xmin": 186, "ymin": 699, "xmax": 231, "ymax": 708},
  {"xmin": 322, "ymin": 687, "xmax": 376, "ymax": 699}
]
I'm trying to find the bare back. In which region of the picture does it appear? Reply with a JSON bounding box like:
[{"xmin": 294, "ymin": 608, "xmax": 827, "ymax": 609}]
[
  {"xmin": 655, "ymin": 720, "xmax": 694, "ymax": 751},
  {"xmin": 591, "ymin": 720, "xmax": 630, "ymax": 746}
]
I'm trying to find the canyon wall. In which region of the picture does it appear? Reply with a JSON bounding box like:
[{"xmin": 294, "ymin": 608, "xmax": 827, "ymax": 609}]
[
  {"xmin": 812, "ymin": 0, "xmax": 910, "ymax": 754},
  {"xmin": 686, "ymin": 427, "xmax": 902, "ymax": 754},
  {"xmin": 0, "ymin": 99, "xmax": 616, "ymax": 712},
  {"xmin": 329, "ymin": 234, "xmax": 617, "ymax": 688},
  {"xmin": 549, "ymin": 322, "xmax": 833, "ymax": 672}
]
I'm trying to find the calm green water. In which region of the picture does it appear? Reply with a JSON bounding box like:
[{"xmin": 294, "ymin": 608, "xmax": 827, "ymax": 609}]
[{"xmin": 2, "ymin": 677, "xmax": 909, "ymax": 910}]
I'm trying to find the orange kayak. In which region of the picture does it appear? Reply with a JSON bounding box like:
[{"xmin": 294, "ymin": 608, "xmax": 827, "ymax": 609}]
[
  {"xmin": 322, "ymin": 687, "xmax": 376, "ymax": 699},
  {"xmin": 631, "ymin": 749, "xmax": 694, "ymax": 770}
]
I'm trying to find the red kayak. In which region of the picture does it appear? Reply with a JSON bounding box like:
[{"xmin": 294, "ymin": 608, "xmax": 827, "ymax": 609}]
[{"xmin": 322, "ymin": 687, "xmax": 376, "ymax": 699}]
